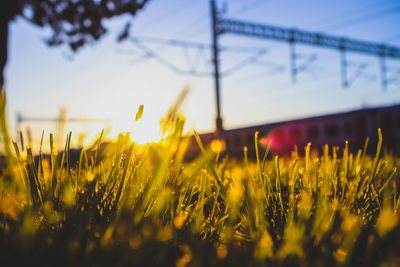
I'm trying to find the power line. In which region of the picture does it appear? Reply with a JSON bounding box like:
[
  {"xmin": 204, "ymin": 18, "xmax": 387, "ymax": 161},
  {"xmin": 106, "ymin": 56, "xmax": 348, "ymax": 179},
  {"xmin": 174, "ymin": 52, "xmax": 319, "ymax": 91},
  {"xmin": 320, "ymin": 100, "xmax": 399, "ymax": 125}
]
[
  {"xmin": 169, "ymin": 10, "xmax": 209, "ymax": 39},
  {"xmin": 321, "ymin": 6, "xmax": 400, "ymax": 31},
  {"xmin": 307, "ymin": 1, "xmax": 398, "ymax": 28},
  {"xmin": 222, "ymin": 48, "xmax": 268, "ymax": 76},
  {"xmin": 345, "ymin": 62, "xmax": 368, "ymax": 87},
  {"xmin": 296, "ymin": 54, "xmax": 317, "ymax": 73},
  {"xmin": 130, "ymin": 35, "xmax": 270, "ymax": 53},
  {"xmin": 125, "ymin": 35, "xmax": 277, "ymax": 78},
  {"xmin": 133, "ymin": 2, "xmax": 208, "ymax": 62},
  {"xmin": 230, "ymin": 0, "xmax": 271, "ymax": 16},
  {"xmin": 130, "ymin": 38, "xmax": 212, "ymax": 76},
  {"xmin": 139, "ymin": 0, "xmax": 194, "ymax": 31},
  {"xmin": 251, "ymin": 60, "xmax": 285, "ymax": 74},
  {"xmin": 133, "ymin": 36, "xmax": 210, "ymax": 49}
]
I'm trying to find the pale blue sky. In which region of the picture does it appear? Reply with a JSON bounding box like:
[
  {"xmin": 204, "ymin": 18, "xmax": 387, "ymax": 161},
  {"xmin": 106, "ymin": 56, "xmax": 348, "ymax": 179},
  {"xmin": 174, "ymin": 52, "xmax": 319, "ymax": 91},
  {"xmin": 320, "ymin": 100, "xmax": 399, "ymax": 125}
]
[{"xmin": 5, "ymin": 0, "xmax": 400, "ymax": 145}]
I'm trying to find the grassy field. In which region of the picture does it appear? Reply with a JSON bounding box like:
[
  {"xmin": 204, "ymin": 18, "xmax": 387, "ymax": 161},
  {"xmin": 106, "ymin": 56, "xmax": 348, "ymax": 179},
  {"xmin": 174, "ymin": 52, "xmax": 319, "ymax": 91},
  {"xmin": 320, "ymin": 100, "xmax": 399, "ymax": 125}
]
[{"xmin": 0, "ymin": 95, "xmax": 399, "ymax": 267}]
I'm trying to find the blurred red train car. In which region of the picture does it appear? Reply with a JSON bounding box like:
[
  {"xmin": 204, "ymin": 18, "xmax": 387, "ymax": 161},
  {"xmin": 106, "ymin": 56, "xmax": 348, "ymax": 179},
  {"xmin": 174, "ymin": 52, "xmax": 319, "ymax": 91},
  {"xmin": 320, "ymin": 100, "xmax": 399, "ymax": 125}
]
[{"xmin": 189, "ymin": 103, "xmax": 400, "ymax": 158}]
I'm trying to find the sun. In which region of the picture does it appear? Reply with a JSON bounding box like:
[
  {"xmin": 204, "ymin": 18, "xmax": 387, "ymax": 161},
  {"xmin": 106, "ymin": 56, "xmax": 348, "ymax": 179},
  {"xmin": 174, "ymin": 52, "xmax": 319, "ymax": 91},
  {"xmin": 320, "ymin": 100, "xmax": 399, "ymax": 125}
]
[{"xmin": 108, "ymin": 112, "xmax": 162, "ymax": 145}]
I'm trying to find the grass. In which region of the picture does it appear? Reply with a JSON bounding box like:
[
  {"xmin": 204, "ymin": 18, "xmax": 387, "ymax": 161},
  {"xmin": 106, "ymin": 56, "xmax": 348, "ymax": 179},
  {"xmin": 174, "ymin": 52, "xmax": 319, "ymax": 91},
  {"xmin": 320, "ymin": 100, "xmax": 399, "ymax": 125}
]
[{"xmin": 0, "ymin": 93, "xmax": 399, "ymax": 266}]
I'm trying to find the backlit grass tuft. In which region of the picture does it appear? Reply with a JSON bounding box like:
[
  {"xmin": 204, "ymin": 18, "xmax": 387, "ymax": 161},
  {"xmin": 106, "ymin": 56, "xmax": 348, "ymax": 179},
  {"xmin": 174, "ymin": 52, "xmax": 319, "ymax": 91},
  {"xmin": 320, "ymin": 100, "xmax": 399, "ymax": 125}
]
[{"xmin": 0, "ymin": 93, "xmax": 399, "ymax": 266}]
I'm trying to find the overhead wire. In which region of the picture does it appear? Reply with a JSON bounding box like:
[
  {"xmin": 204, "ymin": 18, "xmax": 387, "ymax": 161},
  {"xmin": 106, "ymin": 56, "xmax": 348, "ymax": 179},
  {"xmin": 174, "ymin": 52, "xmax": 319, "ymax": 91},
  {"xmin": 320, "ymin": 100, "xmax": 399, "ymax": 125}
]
[
  {"xmin": 125, "ymin": 35, "xmax": 276, "ymax": 78},
  {"xmin": 120, "ymin": 0, "xmax": 280, "ymax": 81},
  {"xmin": 124, "ymin": 0, "xmax": 312, "ymax": 82},
  {"xmin": 321, "ymin": 5, "xmax": 400, "ymax": 31},
  {"xmin": 306, "ymin": 1, "xmax": 397, "ymax": 28},
  {"xmin": 132, "ymin": 1, "xmax": 208, "ymax": 69},
  {"xmin": 296, "ymin": 55, "xmax": 317, "ymax": 73},
  {"xmin": 230, "ymin": 0, "xmax": 271, "ymax": 16},
  {"xmin": 130, "ymin": 35, "xmax": 270, "ymax": 53},
  {"xmin": 130, "ymin": 38, "xmax": 212, "ymax": 76},
  {"xmin": 346, "ymin": 62, "xmax": 368, "ymax": 87},
  {"xmin": 169, "ymin": 10, "xmax": 209, "ymax": 39},
  {"xmin": 386, "ymin": 66, "xmax": 400, "ymax": 84},
  {"xmin": 221, "ymin": 48, "xmax": 268, "ymax": 76},
  {"xmin": 123, "ymin": 0, "xmax": 399, "ymax": 90},
  {"xmin": 139, "ymin": 0, "xmax": 194, "ymax": 31}
]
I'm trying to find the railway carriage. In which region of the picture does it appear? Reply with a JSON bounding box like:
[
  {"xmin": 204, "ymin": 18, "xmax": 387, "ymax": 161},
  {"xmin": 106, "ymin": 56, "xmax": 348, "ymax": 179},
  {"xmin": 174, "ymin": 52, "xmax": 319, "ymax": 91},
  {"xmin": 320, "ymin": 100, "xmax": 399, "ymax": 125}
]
[{"xmin": 189, "ymin": 104, "xmax": 400, "ymax": 158}]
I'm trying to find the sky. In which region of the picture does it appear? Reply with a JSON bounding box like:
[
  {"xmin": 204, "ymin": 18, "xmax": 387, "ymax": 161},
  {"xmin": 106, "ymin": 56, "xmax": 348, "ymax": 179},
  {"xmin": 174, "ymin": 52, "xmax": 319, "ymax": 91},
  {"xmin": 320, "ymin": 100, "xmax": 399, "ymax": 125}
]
[{"xmin": 5, "ymin": 0, "xmax": 400, "ymax": 146}]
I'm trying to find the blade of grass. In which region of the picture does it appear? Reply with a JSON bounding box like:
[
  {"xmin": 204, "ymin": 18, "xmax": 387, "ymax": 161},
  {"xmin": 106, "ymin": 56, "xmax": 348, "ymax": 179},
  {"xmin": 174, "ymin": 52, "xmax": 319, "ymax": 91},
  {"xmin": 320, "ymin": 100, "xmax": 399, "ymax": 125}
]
[
  {"xmin": 368, "ymin": 128, "xmax": 383, "ymax": 187},
  {"xmin": 93, "ymin": 129, "xmax": 104, "ymax": 172},
  {"xmin": 193, "ymin": 130, "xmax": 224, "ymax": 194}
]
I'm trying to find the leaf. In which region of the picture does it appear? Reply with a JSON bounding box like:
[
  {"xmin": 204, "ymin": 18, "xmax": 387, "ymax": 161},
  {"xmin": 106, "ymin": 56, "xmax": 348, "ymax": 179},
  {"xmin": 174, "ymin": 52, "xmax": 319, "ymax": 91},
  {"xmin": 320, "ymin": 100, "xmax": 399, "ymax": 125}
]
[{"xmin": 135, "ymin": 104, "xmax": 144, "ymax": 121}]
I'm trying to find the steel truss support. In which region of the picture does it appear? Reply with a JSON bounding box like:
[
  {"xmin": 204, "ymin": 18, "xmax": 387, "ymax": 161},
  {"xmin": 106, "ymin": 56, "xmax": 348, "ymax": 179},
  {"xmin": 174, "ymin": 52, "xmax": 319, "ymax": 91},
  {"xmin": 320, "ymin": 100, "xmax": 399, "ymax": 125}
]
[
  {"xmin": 210, "ymin": 0, "xmax": 400, "ymax": 133},
  {"xmin": 216, "ymin": 17, "xmax": 400, "ymax": 90}
]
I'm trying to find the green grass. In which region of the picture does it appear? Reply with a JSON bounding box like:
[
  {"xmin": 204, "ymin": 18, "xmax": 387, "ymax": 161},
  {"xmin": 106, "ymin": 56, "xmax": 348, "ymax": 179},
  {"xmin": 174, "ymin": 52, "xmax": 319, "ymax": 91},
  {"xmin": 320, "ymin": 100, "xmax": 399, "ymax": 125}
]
[{"xmin": 0, "ymin": 93, "xmax": 399, "ymax": 266}]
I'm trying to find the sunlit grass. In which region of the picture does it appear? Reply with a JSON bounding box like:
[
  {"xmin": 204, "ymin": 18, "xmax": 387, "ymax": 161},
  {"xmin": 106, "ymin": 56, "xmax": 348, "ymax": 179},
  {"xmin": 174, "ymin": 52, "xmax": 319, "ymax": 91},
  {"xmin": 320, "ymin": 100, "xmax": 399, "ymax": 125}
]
[{"xmin": 0, "ymin": 91, "xmax": 399, "ymax": 266}]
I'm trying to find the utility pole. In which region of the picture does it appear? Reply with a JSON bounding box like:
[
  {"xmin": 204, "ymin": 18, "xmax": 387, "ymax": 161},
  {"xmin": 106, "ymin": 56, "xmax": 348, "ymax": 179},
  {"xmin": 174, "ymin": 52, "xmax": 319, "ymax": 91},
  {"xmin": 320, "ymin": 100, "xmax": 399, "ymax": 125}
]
[{"xmin": 211, "ymin": 0, "xmax": 223, "ymax": 134}]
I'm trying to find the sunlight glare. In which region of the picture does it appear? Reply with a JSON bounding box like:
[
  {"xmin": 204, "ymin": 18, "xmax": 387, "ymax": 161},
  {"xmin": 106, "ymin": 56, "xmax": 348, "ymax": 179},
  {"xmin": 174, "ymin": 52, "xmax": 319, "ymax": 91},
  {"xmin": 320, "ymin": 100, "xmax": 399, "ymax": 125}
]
[{"xmin": 109, "ymin": 113, "xmax": 161, "ymax": 144}]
